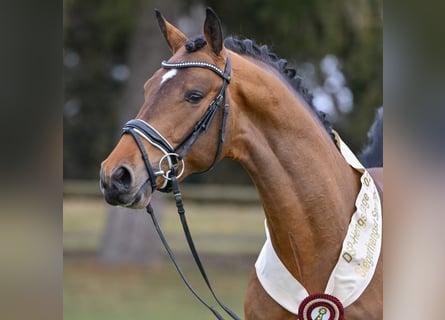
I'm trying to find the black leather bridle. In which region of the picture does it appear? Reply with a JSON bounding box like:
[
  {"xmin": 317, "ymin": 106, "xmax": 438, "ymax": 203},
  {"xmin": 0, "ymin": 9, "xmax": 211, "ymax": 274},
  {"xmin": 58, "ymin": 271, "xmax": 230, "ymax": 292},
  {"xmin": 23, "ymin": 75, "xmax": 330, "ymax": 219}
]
[
  {"xmin": 121, "ymin": 55, "xmax": 240, "ymax": 320},
  {"xmin": 122, "ymin": 56, "xmax": 231, "ymax": 193}
]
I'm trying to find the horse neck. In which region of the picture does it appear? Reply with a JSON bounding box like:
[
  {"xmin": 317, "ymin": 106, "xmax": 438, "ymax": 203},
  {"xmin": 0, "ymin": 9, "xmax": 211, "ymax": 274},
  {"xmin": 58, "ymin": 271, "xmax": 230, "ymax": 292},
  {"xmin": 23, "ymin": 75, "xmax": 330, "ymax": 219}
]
[{"xmin": 225, "ymin": 55, "xmax": 361, "ymax": 293}]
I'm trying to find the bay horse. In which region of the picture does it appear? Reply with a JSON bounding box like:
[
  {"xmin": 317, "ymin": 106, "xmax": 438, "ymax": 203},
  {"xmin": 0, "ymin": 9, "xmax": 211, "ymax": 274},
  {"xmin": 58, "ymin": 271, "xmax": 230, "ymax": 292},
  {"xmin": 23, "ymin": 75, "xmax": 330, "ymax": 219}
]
[{"xmin": 100, "ymin": 8, "xmax": 383, "ymax": 320}]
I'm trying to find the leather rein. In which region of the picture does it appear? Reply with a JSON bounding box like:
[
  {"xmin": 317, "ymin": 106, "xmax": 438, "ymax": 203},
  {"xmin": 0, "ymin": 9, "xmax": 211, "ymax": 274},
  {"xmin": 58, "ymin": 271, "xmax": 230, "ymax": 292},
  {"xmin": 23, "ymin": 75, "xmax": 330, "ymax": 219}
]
[{"xmin": 121, "ymin": 55, "xmax": 240, "ymax": 320}]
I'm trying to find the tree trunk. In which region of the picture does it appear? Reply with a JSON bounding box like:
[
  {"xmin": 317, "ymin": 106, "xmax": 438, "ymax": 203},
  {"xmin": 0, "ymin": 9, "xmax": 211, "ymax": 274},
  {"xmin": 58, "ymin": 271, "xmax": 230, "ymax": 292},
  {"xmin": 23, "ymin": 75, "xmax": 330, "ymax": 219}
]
[{"xmin": 100, "ymin": 0, "xmax": 180, "ymax": 266}]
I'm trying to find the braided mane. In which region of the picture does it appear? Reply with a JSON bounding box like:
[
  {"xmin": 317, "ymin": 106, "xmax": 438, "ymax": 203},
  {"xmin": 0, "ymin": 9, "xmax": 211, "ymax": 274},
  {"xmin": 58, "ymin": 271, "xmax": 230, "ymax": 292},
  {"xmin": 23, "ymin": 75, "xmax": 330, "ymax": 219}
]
[{"xmin": 223, "ymin": 36, "xmax": 332, "ymax": 134}]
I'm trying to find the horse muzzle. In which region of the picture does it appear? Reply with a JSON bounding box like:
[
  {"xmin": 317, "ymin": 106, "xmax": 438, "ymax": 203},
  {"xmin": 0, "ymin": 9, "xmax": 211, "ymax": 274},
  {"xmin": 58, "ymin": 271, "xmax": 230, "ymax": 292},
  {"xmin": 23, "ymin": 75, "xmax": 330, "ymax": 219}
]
[
  {"xmin": 100, "ymin": 119, "xmax": 188, "ymax": 208},
  {"xmin": 100, "ymin": 161, "xmax": 154, "ymax": 208}
]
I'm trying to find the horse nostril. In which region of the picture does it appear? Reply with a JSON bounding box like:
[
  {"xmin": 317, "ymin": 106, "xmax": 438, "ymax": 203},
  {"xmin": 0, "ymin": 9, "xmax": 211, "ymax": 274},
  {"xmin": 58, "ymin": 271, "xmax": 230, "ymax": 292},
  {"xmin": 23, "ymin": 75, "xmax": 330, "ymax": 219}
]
[{"xmin": 111, "ymin": 166, "xmax": 132, "ymax": 191}]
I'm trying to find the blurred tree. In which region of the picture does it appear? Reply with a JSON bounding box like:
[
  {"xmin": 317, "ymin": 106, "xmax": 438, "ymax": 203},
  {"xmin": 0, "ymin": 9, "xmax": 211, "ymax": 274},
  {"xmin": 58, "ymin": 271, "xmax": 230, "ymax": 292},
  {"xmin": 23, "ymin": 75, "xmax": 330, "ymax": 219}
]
[{"xmin": 64, "ymin": 0, "xmax": 140, "ymax": 179}]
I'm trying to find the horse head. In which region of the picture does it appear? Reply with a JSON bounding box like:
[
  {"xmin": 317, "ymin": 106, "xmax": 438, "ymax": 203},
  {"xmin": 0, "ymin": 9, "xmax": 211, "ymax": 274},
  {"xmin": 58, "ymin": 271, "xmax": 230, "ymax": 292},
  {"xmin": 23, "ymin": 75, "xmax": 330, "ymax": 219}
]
[{"xmin": 100, "ymin": 8, "xmax": 231, "ymax": 208}]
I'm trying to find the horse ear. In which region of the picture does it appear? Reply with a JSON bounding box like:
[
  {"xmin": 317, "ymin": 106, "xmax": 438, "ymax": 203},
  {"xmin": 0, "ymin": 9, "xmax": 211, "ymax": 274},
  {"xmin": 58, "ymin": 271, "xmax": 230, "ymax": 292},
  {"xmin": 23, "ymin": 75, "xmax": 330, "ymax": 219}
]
[
  {"xmin": 155, "ymin": 9, "xmax": 187, "ymax": 53},
  {"xmin": 203, "ymin": 8, "xmax": 223, "ymax": 56}
]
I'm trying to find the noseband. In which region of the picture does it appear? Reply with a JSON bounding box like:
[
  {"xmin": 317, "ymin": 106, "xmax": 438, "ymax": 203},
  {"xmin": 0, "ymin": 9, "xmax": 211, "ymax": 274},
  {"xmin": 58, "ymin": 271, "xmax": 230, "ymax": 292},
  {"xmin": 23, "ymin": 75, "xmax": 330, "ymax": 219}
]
[{"xmin": 122, "ymin": 55, "xmax": 231, "ymax": 192}]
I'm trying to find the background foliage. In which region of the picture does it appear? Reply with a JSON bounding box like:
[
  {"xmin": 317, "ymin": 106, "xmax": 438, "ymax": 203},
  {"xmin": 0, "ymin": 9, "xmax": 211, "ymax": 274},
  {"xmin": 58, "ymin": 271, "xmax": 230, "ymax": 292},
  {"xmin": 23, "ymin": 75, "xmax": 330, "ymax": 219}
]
[{"xmin": 64, "ymin": 0, "xmax": 382, "ymax": 181}]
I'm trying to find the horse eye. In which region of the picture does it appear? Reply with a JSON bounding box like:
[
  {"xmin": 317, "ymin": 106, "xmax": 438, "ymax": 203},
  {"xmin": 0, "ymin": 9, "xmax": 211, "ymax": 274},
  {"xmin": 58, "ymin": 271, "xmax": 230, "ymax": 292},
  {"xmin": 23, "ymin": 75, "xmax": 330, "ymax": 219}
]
[{"xmin": 184, "ymin": 90, "xmax": 204, "ymax": 104}]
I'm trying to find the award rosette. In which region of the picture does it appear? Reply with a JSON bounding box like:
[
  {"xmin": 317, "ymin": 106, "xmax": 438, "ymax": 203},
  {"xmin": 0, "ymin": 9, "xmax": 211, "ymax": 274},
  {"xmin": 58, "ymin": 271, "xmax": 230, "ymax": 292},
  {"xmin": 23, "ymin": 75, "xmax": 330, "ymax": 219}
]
[{"xmin": 298, "ymin": 294, "xmax": 344, "ymax": 320}]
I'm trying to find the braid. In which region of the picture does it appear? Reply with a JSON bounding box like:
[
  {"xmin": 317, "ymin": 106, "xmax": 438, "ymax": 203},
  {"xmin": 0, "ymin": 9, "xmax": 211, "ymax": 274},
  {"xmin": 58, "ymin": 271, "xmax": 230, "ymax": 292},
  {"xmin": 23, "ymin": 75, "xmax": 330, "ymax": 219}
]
[
  {"xmin": 223, "ymin": 36, "xmax": 332, "ymax": 136},
  {"xmin": 185, "ymin": 36, "xmax": 207, "ymax": 53}
]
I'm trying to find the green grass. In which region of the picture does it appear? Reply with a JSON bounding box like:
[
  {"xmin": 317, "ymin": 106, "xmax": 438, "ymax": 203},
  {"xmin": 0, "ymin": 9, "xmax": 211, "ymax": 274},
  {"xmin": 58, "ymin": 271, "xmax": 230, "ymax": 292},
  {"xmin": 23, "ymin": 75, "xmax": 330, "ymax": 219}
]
[
  {"xmin": 64, "ymin": 258, "xmax": 249, "ymax": 320},
  {"xmin": 64, "ymin": 197, "xmax": 108, "ymax": 251},
  {"xmin": 64, "ymin": 196, "xmax": 266, "ymax": 319},
  {"xmin": 63, "ymin": 196, "xmax": 266, "ymax": 254}
]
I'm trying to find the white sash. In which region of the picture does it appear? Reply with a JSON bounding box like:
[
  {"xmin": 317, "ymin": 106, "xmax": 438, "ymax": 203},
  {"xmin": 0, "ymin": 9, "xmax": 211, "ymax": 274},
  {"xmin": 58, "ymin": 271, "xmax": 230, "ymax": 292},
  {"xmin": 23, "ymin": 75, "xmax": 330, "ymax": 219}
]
[{"xmin": 255, "ymin": 131, "xmax": 382, "ymax": 314}]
